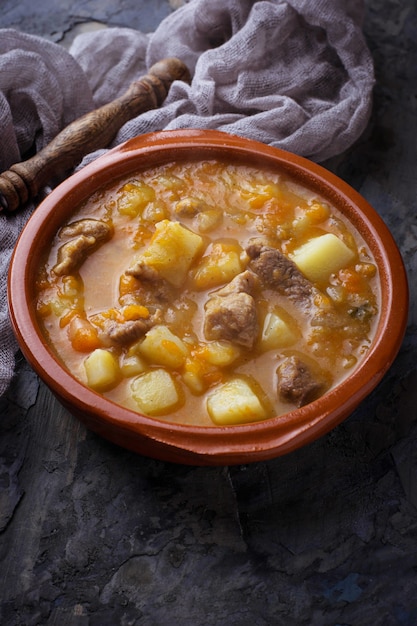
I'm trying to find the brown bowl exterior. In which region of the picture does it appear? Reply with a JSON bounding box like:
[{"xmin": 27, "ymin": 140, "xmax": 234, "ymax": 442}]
[{"xmin": 7, "ymin": 130, "xmax": 409, "ymax": 465}]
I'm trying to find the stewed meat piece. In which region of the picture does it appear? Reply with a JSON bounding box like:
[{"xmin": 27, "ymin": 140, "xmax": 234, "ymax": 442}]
[
  {"xmin": 277, "ymin": 355, "xmax": 328, "ymax": 407},
  {"xmin": 91, "ymin": 309, "xmax": 163, "ymax": 348},
  {"xmin": 246, "ymin": 240, "xmax": 313, "ymax": 311},
  {"xmin": 204, "ymin": 270, "xmax": 260, "ymax": 349},
  {"xmin": 59, "ymin": 218, "xmax": 113, "ymax": 241},
  {"xmin": 53, "ymin": 235, "xmax": 97, "ymax": 276},
  {"xmin": 53, "ymin": 219, "xmax": 113, "ymax": 276}
]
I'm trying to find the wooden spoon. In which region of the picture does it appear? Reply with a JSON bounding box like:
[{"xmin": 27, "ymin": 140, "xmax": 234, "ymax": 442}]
[{"xmin": 0, "ymin": 57, "xmax": 190, "ymax": 212}]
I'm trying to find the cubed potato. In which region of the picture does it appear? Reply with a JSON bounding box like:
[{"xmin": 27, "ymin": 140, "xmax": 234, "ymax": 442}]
[
  {"xmin": 195, "ymin": 209, "xmax": 223, "ymax": 233},
  {"xmin": 120, "ymin": 353, "xmax": 147, "ymax": 378},
  {"xmin": 200, "ymin": 341, "xmax": 241, "ymax": 366},
  {"xmin": 117, "ymin": 181, "xmax": 156, "ymax": 217},
  {"xmin": 135, "ymin": 220, "xmax": 204, "ymax": 287},
  {"xmin": 142, "ymin": 200, "xmax": 169, "ymax": 224},
  {"xmin": 84, "ymin": 349, "xmax": 120, "ymax": 391},
  {"xmin": 260, "ymin": 311, "xmax": 298, "ymax": 351},
  {"xmin": 192, "ymin": 241, "xmax": 243, "ymax": 290},
  {"xmin": 131, "ymin": 369, "xmax": 180, "ymax": 415},
  {"xmin": 182, "ymin": 359, "xmax": 205, "ymax": 394},
  {"xmin": 138, "ymin": 325, "xmax": 188, "ymax": 368},
  {"xmin": 206, "ymin": 377, "xmax": 268, "ymax": 425},
  {"xmin": 290, "ymin": 233, "xmax": 356, "ymax": 283}
]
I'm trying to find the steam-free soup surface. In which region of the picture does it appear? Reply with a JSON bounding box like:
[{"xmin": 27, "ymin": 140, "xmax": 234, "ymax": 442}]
[{"xmin": 36, "ymin": 159, "xmax": 379, "ymax": 426}]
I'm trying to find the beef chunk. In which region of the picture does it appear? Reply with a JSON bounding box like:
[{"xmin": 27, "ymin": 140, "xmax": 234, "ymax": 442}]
[
  {"xmin": 204, "ymin": 292, "xmax": 258, "ymax": 348},
  {"xmin": 53, "ymin": 235, "xmax": 96, "ymax": 276},
  {"xmin": 126, "ymin": 262, "xmax": 160, "ymax": 282},
  {"xmin": 53, "ymin": 219, "xmax": 113, "ymax": 276},
  {"xmin": 204, "ymin": 271, "xmax": 260, "ymax": 349},
  {"xmin": 59, "ymin": 219, "xmax": 113, "ymax": 242},
  {"xmin": 92, "ymin": 310, "xmax": 162, "ymax": 347},
  {"xmin": 246, "ymin": 240, "xmax": 313, "ymax": 311},
  {"xmin": 214, "ymin": 269, "xmax": 260, "ymax": 297},
  {"xmin": 277, "ymin": 355, "xmax": 327, "ymax": 407}
]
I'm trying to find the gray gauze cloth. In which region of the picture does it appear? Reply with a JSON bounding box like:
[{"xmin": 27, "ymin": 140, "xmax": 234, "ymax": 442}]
[{"xmin": 0, "ymin": 0, "xmax": 374, "ymax": 396}]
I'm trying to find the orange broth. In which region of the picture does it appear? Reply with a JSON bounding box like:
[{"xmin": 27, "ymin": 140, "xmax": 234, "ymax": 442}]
[{"xmin": 35, "ymin": 159, "xmax": 380, "ymax": 426}]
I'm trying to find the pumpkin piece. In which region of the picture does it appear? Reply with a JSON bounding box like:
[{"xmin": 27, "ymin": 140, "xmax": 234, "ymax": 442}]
[
  {"xmin": 68, "ymin": 316, "xmax": 101, "ymax": 352},
  {"xmin": 192, "ymin": 241, "xmax": 243, "ymax": 290}
]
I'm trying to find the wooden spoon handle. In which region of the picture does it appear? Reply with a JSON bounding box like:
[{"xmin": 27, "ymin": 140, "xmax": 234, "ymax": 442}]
[{"xmin": 0, "ymin": 57, "xmax": 190, "ymax": 212}]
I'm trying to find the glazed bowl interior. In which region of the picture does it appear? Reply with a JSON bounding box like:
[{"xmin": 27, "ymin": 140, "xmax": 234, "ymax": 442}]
[{"xmin": 8, "ymin": 129, "xmax": 408, "ymax": 465}]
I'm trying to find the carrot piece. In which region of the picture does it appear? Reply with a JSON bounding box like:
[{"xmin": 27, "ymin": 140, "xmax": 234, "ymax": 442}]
[
  {"xmin": 68, "ymin": 316, "xmax": 101, "ymax": 352},
  {"xmin": 338, "ymin": 268, "xmax": 365, "ymax": 294},
  {"xmin": 122, "ymin": 304, "xmax": 150, "ymax": 321},
  {"xmin": 119, "ymin": 273, "xmax": 141, "ymax": 296}
]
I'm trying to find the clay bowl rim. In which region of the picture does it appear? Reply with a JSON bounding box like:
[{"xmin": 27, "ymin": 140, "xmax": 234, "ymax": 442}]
[{"xmin": 8, "ymin": 129, "xmax": 409, "ymax": 465}]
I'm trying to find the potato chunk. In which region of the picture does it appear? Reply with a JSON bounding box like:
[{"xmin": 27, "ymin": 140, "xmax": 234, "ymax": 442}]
[
  {"xmin": 84, "ymin": 349, "xmax": 120, "ymax": 391},
  {"xmin": 206, "ymin": 377, "xmax": 268, "ymax": 425},
  {"xmin": 120, "ymin": 353, "xmax": 147, "ymax": 378},
  {"xmin": 192, "ymin": 241, "xmax": 243, "ymax": 290},
  {"xmin": 117, "ymin": 181, "xmax": 156, "ymax": 217},
  {"xmin": 199, "ymin": 341, "xmax": 241, "ymax": 367},
  {"xmin": 260, "ymin": 310, "xmax": 298, "ymax": 351},
  {"xmin": 290, "ymin": 233, "xmax": 356, "ymax": 283},
  {"xmin": 131, "ymin": 369, "xmax": 181, "ymax": 415},
  {"xmin": 129, "ymin": 220, "xmax": 204, "ymax": 287},
  {"xmin": 138, "ymin": 325, "xmax": 188, "ymax": 368}
]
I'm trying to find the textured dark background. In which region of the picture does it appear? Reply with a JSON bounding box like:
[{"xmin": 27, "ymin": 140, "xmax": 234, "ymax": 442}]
[{"xmin": 1, "ymin": 1, "xmax": 417, "ymax": 624}]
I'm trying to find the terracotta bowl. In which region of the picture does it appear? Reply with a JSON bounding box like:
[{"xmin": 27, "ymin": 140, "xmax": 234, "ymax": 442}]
[{"xmin": 8, "ymin": 130, "xmax": 408, "ymax": 465}]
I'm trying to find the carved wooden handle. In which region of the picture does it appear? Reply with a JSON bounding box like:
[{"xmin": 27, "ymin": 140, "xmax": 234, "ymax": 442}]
[{"xmin": 0, "ymin": 57, "xmax": 191, "ymax": 212}]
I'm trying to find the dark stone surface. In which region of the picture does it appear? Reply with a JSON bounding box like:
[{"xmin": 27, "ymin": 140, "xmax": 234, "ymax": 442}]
[
  {"xmin": 1, "ymin": 1, "xmax": 417, "ymax": 624},
  {"xmin": 0, "ymin": 0, "xmax": 175, "ymax": 45}
]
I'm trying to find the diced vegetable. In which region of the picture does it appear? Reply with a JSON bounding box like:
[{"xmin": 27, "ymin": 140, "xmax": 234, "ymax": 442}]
[
  {"xmin": 182, "ymin": 358, "xmax": 206, "ymax": 394},
  {"xmin": 119, "ymin": 273, "xmax": 141, "ymax": 297},
  {"xmin": 292, "ymin": 201, "xmax": 331, "ymax": 234},
  {"xmin": 182, "ymin": 355, "xmax": 223, "ymax": 394},
  {"xmin": 84, "ymin": 349, "xmax": 120, "ymax": 391},
  {"xmin": 192, "ymin": 241, "xmax": 243, "ymax": 290},
  {"xmin": 240, "ymin": 182, "xmax": 281, "ymax": 209},
  {"xmin": 175, "ymin": 197, "xmax": 208, "ymax": 217},
  {"xmin": 290, "ymin": 233, "xmax": 356, "ymax": 283},
  {"xmin": 117, "ymin": 181, "xmax": 156, "ymax": 217},
  {"xmin": 199, "ymin": 341, "xmax": 240, "ymax": 366},
  {"xmin": 195, "ymin": 209, "xmax": 223, "ymax": 233},
  {"xmin": 68, "ymin": 316, "xmax": 101, "ymax": 352},
  {"xmin": 121, "ymin": 304, "xmax": 150, "ymax": 321},
  {"xmin": 138, "ymin": 325, "xmax": 188, "ymax": 368},
  {"xmin": 206, "ymin": 377, "xmax": 268, "ymax": 425},
  {"xmin": 142, "ymin": 200, "xmax": 169, "ymax": 224},
  {"xmin": 120, "ymin": 353, "xmax": 147, "ymax": 378},
  {"xmin": 260, "ymin": 311, "xmax": 298, "ymax": 351},
  {"xmin": 131, "ymin": 369, "xmax": 181, "ymax": 415},
  {"xmin": 134, "ymin": 220, "xmax": 204, "ymax": 287}
]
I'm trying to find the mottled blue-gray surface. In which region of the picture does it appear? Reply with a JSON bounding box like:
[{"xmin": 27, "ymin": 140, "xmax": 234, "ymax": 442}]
[{"xmin": 1, "ymin": 1, "xmax": 417, "ymax": 625}]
